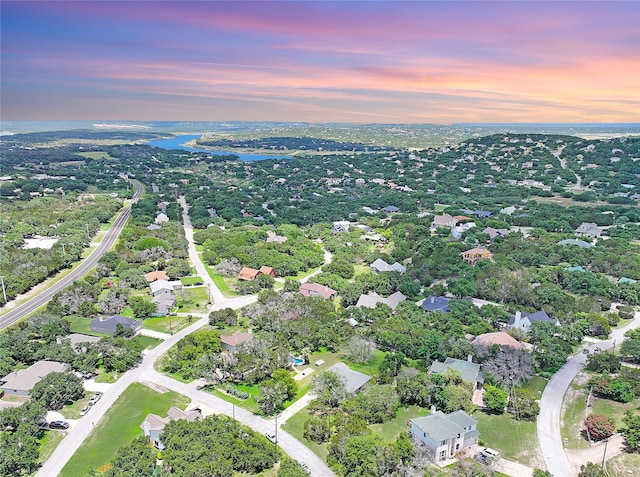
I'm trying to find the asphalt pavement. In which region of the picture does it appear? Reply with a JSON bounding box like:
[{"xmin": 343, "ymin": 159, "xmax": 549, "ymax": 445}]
[{"xmin": 538, "ymin": 310, "xmax": 640, "ymax": 476}]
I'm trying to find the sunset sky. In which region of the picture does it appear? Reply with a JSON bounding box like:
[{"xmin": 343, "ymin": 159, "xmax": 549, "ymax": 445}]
[{"xmin": 1, "ymin": 1, "xmax": 639, "ymax": 124}]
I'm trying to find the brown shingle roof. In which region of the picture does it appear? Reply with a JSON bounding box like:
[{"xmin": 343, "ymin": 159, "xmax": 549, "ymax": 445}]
[
  {"xmin": 238, "ymin": 267, "xmax": 260, "ymax": 281},
  {"xmin": 220, "ymin": 331, "xmax": 253, "ymax": 347},
  {"xmin": 146, "ymin": 270, "xmax": 169, "ymax": 282}
]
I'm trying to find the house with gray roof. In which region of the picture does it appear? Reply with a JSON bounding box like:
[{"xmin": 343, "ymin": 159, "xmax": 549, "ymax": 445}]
[
  {"xmin": 141, "ymin": 406, "xmax": 202, "ymax": 449},
  {"xmin": 557, "ymin": 238, "xmax": 593, "ymax": 248},
  {"xmin": 410, "ymin": 409, "xmax": 479, "ymax": 461},
  {"xmin": 0, "ymin": 360, "xmax": 70, "ymax": 397},
  {"xmin": 152, "ymin": 292, "xmax": 176, "ymax": 316},
  {"xmin": 326, "ymin": 362, "xmax": 371, "ymax": 394},
  {"xmin": 422, "ymin": 295, "xmax": 450, "ymax": 313},
  {"xmin": 90, "ymin": 315, "xmax": 142, "ymax": 335},
  {"xmin": 355, "ymin": 291, "xmax": 406, "ymax": 311},
  {"xmin": 370, "ymin": 258, "xmax": 406, "ymax": 274},
  {"xmin": 482, "ymin": 227, "xmax": 511, "ymax": 241},
  {"xmin": 575, "ymin": 222, "xmax": 603, "ymax": 238},
  {"xmin": 430, "ymin": 356, "xmax": 484, "ymax": 390},
  {"xmin": 507, "ymin": 310, "xmax": 557, "ymax": 334}
]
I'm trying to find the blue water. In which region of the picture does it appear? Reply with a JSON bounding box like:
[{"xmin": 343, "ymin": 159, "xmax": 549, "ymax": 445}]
[
  {"xmin": 294, "ymin": 358, "xmax": 304, "ymax": 366},
  {"xmin": 147, "ymin": 135, "xmax": 289, "ymax": 162}
]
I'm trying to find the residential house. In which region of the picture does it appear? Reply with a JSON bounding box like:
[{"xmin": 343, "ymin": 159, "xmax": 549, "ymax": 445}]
[
  {"xmin": 266, "ymin": 230, "xmax": 287, "ymax": 243},
  {"xmin": 619, "ymin": 277, "xmax": 638, "ymax": 285},
  {"xmin": 473, "ymin": 331, "xmax": 525, "ymax": 351},
  {"xmin": 575, "ymin": 222, "xmax": 603, "ymax": 238},
  {"xmin": 152, "ymin": 292, "xmax": 177, "ymax": 316},
  {"xmin": 356, "ymin": 291, "xmax": 406, "ymax": 311},
  {"xmin": 565, "ymin": 265, "xmax": 586, "ymax": 272},
  {"xmin": 431, "ymin": 214, "xmax": 457, "ymax": 232},
  {"xmin": 155, "ymin": 212, "xmax": 169, "ymax": 224},
  {"xmin": 452, "ymin": 222, "xmax": 476, "ymax": 239},
  {"xmin": 482, "ymin": 227, "xmax": 511, "ymax": 241},
  {"xmin": 149, "ymin": 279, "xmax": 177, "ymax": 296},
  {"xmin": 259, "ymin": 266, "xmax": 276, "ymax": 278},
  {"xmin": 220, "ymin": 331, "xmax": 253, "ymax": 352},
  {"xmin": 61, "ymin": 333, "xmax": 101, "ymax": 352},
  {"xmin": 141, "ymin": 406, "xmax": 202, "ymax": 449},
  {"xmin": 430, "ymin": 356, "xmax": 484, "ymax": 390},
  {"xmin": 383, "ymin": 206, "xmax": 400, "ymax": 213},
  {"xmin": 410, "ymin": 409, "xmax": 479, "ymax": 462},
  {"xmin": 146, "ymin": 224, "xmax": 162, "ymax": 231},
  {"xmin": 370, "ymin": 258, "xmax": 406, "ymax": 274},
  {"xmin": 146, "ymin": 270, "xmax": 169, "ymax": 283},
  {"xmin": 421, "ymin": 295, "xmax": 450, "ymax": 313},
  {"xmin": 325, "ymin": 363, "xmax": 371, "ymax": 394},
  {"xmin": 507, "ymin": 310, "xmax": 557, "ymax": 334},
  {"xmin": 473, "ymin": 210, "xmax": 494, "ymax": 218},
  {"xmin": 557, "ymin": 238, "xmax": 593, "ymax": 248},
  {"xmin": 461, "ymin": 247, "xmax": 493, "ymax": 265},
  {"xmin": 331, "ymin": 221, "xmax": 350, "ymax": 234},
  {"xmin": 0, "ymin": 361, "xmax": 70, "ymax": 397},
  {"xmin": 299, "ymin": 283, "xmax": 338, "ymax": 300},
  {"xmin": 238, "ymin": 267, "xmax": 261, "ymax": 281},
  {"xmin": 89, "ymin": 315, "xmax": 142, "ymax": 335}
]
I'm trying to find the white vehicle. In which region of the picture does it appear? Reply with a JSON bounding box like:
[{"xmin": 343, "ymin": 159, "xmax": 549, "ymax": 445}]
[
  {"xmin": 481, "ymin": 447, "xmax": 500, "ymax": 460},
  {"xmin": 88, "ymin": 393, "xmax": 101, "ymax": 405},
  {"xmin": 265, "ymin": 432, "xmax": 277, "ymax": 443},
  {"xmin": 80, "ymin": 406, "xmax": 90, "ymax": 416}
]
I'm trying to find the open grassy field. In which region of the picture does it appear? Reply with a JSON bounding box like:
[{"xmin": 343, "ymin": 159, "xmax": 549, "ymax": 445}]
[
  {"xmin": 370, "ymin": 405, "xmax": 428, "ymax": 442},
  {"xmin": 142, "ymin": 314, "xmax": 192, "ymax": 334},
  {"xmin": 37, "ymin": 430, "xmax": 65, "ymax": 467},
  {"xmin": 77, "ymin": 151, "xmax": 115, "ymax": 160},
  {"xmin": 204, "ymin": 266, "xmax": 237, "ymax": 297},
  {"xmin": 175, "ymin": 286, "xmax": 209, "ymax": 312},
  {"xmin": 473, "ymin": 409, "xmax": 541, "ymax": 468},
  {"xmin": 59, "ymin": 383, "xmax": 190, "ymax": 477},
  {"xmin": 607, "ymin": 453, "xmax": 640, "ymax": 477},
  {"xmin": 561, "ymin": 383, "xmax": 590, "ymax": 449}
]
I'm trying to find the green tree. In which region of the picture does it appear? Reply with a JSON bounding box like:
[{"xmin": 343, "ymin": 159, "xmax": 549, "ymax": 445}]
[
  {"xmin": 303, "ymin": 414, "xmax": 331, "ymax": 443},
  {"xmin": 313, "ymin": 371, "xmax": 349, "ymax": 409},
  {"xmin": 621, "ymin": 411, "xmax": 640, "ymax": 452},
  {"xmin": 128, "ymin": 296, "xmax": 156, "ymax": 319},
  {"xmin": 483, "ymin": 385, "xmax": 507, "ymax": 413},
  {"xmin": 277, "ymin": 457, "xmax": 309, "ymax": 477},
  {"xmin": 31, "ymin": 372, "xmax": 84, "ymax": 410},
  {"xmin": 104, "ymin": 436, "xmax": 156, "ymax": 477},
  {"xmin": 578, "ymin": 462, "xmax": 606, "ymax": 477}
]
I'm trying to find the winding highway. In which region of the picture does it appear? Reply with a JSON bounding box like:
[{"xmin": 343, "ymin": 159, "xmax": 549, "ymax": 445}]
[{"xmin": 0, "ymin": 178, "xmax": 144, "ymax": 331}]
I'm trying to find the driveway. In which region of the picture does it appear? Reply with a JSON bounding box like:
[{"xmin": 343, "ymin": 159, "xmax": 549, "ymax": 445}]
[{"xmin": 538, "ymin": 310, "xmax": 640, "ymax": 476}]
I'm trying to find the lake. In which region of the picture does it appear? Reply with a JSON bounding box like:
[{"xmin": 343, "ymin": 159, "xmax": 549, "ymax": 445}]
[{"xmin": 147, "ymin": 135, "xmax": 290, "ymax": 162}]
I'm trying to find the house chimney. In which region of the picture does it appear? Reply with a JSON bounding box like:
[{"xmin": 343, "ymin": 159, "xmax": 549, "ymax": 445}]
[
  {"xmin": 143, "ymin": 420, "xmax": 150, "ymax": 436},
  {"xmin": 467, "ymin": 354, "xmax": 473, "ymax": 363},
  {"xmin": 430, "ymin": 405, "xmax": 436, "ymax": 415},
  {"xmin": 431, "ymin": 296, "xmax": 435, "ymax": 304},
  {"xmin": 248, "ymin": 328, "xmax": 252, "ymax": 335},
  {"xmin": 514, "ymin": 311, "xmax": 521, "ymax": 328}
]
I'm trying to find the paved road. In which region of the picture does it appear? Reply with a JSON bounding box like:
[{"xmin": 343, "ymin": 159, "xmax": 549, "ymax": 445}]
[
  {"xmin": 37, "ymin": 195, "xmax": 334, "ymax": 477},
  {"xmin": 0, "ymin": 179, "xmax": 144, "ymax": 330},
  {"xmin": 538, "ymin": 310, "xmax": 640, "ymax": 476}
]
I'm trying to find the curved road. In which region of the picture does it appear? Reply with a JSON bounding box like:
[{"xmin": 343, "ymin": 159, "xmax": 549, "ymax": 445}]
[
  {"xmin": 0, "ymin": 179, "xmax": 144, "ymax": 330},
  {"xmin": 37, "ymin": 195, "xmax": 335, "ymax": 477},
  {"xmin": 538, "ymin": 310, "xmax": 640, "ymax": 476}
]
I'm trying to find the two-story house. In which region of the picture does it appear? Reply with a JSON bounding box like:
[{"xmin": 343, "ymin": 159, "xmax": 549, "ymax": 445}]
[{"xmin": 409, "ymin": 408, "xmax": 479, "ymax": 461}]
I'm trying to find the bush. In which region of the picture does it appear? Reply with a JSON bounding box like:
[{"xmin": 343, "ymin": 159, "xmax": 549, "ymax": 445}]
[
  {"xmin": 223, "ymin": 384, "xmax": 249, "ymax": 400},
  {"xmin": 584, "ymin": 414, "xmax": 615, "ymax": 441},
  {"xmin": 619, "ymin": 306, "xmax": 635, "ymax": 320}
]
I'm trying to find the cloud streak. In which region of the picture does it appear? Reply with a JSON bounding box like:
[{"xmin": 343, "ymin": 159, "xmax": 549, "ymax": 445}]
[{"xmin": 1, "ymin": 1, "xmax": 638, "ymax": 122}]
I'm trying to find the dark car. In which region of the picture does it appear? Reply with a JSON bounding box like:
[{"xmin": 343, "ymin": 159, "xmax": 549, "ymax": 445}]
[{"xmin": 49, "ymin": 420, "xmax": 69, "ymax": 430}]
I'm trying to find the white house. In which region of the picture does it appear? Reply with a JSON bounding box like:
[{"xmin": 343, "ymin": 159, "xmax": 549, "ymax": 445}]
[
  {"xmin": 507, "ymin": 310, "xmax": 558, "ymax": 333},
  {"xmin": 410, "ymin": 409, "xmax": 479, "ymax": 462}
]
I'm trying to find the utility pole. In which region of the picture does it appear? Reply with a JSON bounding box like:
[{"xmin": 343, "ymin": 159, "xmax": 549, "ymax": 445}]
[
  {"xmin": 85, "ymin": 223, "xmax": 90, "ymax": 240},
  {"xmin": 601, "ymin": 438, "xmax": 609, "ymax": 470},
  {"xmin": 275, "ymin": 414, "xmax": 280, "ymax": 444},
  {"xmin": 0, "ymin": 276, "xmax": 6, "ymax": 304},
  {"xmin": 61, "ymin": 243, "xmax": 66, "ymax": 257}
]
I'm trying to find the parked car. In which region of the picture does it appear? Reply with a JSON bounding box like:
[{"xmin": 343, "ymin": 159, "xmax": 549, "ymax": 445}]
[
  {"xmin": 80, "ymin": 371, "xmax": 95, "ymax": 379},
  {"xmin": 298, "ymin": 461, "xmax": 310, "ymax": 474},
  {"xmin": 88, "ymin": 393, "xmax": 101, "ymax": 405},
  {"xmin": 49, "ymin": 420, "xmax": 69, "ymax": 430},
  {"xmin": 265, "ymin": 432, "xmax": 277, "ymax": 443},
  {"xmin": 80, "ymin": 406, "xmax": 90, "ymax": 416}
]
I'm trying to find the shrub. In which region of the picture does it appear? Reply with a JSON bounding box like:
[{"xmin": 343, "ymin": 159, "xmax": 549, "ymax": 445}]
[{"xmin": 584, "ymin": 414, "xmax": 615, "ymax": 441}]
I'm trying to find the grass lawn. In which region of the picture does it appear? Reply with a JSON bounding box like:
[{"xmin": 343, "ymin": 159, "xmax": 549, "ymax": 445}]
[
  {"xmin": 95, "ymin": 371, "xmax": 117, "ymax": 383},
  {"xmin": 520, "ymin": 376, "xmax": 548, "ymax": 398},
  {"xmin": 180, "ymin": 276, "xmax": 203, "ymax": 286},
  {"xmin": 353, "ymin": 264, "xmax": 372, "ymax": 276},
  {"xmin": 370, "ymin": 405, "xmax": 428, "ymax": 442},
  {"xmin": 607, "ymin": 452, "xmax": 640, "ymax": 477},
  {"xmin": 142, "ymin": 315, "xmax": 192, "ymax": 334},
  {"xmin": 344, "ymin": 350, "xmax": 384, "ymax": 378},
  {"xmin": 205, "ymin": 266, "xmax": 237, "ymax": 297},
  {"xmin": 59, "ymin": 383, "xmax": 190, "ymax": 477},
  {"xmin": 561, "ymin": 384, "xmax": 590, "ymax": 449},
  {"xmin": 206, "ymin": 385, "xmax": 261, "ymax": 414},
  {"xmin": 591, "ymin": 396, "xmax": 638, "ymax": 428},
  {"xmin": 175, "ymin": 286, "xmax": 209, "ymax": 312},
  {"xmin": 37, "ymin": 430, "xmax": 65, "ymax": 466},
  {"xmin": 473, "ymin": 409, "xmax": 541, "ymax": 468},
  {"xmin": 59, "ymin": 391, "xmax": 92, "ymax": 420},
  {"xmin": 132, "ymin": 335, "xmax": 162, "ymax": 349},
  {"xmin": 67, "ymin": 316, "xmax": 109, "ymax": 337},
  {"xmin": 281, "ymin": 408, "xmax": 329, "ymax": 461},
  {"xmin": 284, "ymin": 266, "xmax": 322, "ymax": 281}
]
